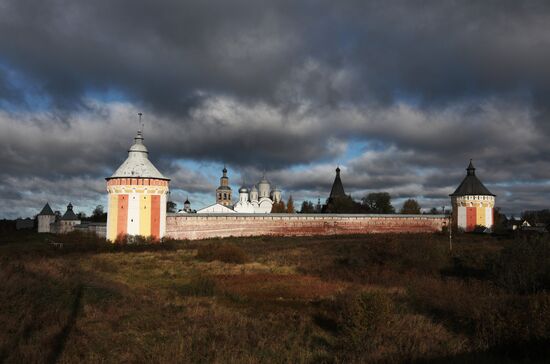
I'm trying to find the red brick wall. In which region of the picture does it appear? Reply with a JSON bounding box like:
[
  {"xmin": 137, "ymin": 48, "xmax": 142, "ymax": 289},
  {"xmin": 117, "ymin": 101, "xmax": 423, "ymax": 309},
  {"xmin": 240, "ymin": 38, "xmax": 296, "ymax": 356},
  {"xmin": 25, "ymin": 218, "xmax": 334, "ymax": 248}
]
[{"xmin": 165, "ymin": 214, "xmax": 449, "ymax": 240}]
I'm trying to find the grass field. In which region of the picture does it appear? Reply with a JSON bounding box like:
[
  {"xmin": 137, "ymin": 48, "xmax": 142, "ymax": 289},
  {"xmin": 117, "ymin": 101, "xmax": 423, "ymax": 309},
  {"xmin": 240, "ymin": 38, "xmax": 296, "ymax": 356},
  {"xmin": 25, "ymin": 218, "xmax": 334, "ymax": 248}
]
[{"xmin": 1, "ymin": 231, "xmax": 549, "ymax": 363}]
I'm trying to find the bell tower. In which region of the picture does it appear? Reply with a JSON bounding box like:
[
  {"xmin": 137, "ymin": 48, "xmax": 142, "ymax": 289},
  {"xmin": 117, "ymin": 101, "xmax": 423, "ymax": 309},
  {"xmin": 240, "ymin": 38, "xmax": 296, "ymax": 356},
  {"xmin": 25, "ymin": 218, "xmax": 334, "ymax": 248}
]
[{"xmin": 216, "ymin": 166, "xmax": 232, "ymax": 206}]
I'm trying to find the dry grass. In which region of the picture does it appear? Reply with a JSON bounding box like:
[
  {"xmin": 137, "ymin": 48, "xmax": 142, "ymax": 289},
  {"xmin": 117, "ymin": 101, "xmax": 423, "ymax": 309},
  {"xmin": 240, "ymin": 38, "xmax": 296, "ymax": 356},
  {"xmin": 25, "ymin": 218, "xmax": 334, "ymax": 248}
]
[{"xmin": 0, "ymin": 231, "xmax": 549, "ymax": 363}]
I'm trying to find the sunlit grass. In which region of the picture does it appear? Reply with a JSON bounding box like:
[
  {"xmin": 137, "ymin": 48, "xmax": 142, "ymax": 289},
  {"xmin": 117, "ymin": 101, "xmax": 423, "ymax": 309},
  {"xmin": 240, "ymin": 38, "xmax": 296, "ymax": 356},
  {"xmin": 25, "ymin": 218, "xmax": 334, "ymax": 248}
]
[{"xmin": 1, "ymin": 231, "xmax": 548, "ymax": 363}]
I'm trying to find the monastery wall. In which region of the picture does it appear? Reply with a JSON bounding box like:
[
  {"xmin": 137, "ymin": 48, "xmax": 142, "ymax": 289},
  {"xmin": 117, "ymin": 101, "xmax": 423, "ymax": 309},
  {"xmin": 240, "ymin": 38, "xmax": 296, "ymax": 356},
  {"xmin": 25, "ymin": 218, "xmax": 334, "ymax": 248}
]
[{"xmin": 166, "ymin": 213, "xmax": 449, "ymax": 240}]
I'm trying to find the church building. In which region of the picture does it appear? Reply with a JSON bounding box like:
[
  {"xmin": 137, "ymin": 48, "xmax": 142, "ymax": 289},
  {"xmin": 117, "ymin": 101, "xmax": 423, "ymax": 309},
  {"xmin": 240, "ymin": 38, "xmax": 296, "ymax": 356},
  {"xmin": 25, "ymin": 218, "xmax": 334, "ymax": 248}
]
[
  {"xmin": 216, "ymin": 166, "xmax": 232, "ymax": 206},
  {"xmin": 322, "ymin": 167, "xmax": 353, "ymax": 213},
  {"xmin": 106, "ymin": 125, "xmax": 170, "ymax": 241},
  {"xmin": 450, "ymin": 160, "xmax": 495, "ymax": 232}
]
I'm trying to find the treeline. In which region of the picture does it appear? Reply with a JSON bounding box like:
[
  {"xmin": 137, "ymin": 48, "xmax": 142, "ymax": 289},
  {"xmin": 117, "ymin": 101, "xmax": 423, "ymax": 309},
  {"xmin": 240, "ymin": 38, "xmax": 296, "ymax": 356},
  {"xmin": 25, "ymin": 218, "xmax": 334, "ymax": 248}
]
[
  {"xmin": 76, "ymin": 205, "xmax": 107, "ymax": 222},
  {"xmin": 299, "ymin": 193, "xmax": 444, "ymax": 214}
]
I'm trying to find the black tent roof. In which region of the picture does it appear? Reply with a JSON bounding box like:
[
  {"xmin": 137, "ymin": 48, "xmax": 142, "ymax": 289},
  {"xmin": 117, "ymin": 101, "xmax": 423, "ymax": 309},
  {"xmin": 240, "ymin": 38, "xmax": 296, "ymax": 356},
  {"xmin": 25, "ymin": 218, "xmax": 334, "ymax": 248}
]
[
  {"xmin": 38, "ymin": 202, "xmax": 55, "ymax": 216},
  {"xmin": 450, "ymin": 160, "xmax": 495, "ymax": 197},
  {"xmin": 329, "ymin": 167, "xmax": 346, "ymax": 199}
]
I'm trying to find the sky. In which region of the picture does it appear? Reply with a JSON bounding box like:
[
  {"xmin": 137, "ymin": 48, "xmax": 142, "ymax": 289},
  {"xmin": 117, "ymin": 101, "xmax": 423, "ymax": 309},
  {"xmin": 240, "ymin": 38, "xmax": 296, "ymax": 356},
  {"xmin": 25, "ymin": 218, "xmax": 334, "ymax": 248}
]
[{"xmin": 1, "ymin": 0, "xmax": 550, "ymax": 218}]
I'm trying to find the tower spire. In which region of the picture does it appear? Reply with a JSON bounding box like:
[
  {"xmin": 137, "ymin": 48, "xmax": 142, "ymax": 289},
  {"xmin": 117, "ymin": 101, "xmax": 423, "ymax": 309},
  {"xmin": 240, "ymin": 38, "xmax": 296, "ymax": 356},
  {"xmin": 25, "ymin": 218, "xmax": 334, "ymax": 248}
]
[{"xmin": 467, "ymin": 159, "xmax": 475, "ymax": 176}]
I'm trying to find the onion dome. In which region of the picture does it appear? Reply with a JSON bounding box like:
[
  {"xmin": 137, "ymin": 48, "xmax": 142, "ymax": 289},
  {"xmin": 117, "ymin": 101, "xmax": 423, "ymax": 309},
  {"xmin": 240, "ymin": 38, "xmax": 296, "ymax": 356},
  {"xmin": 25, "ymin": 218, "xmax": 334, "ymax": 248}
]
[
  {"xmin": 250, "ymin": 185, "xmax": 258, "ymax": 192},
  {"xmin": 239, "ymin": 186, "xmax": 249, "ymax": 193},
  {"xmin": 258, "ymin": 174, "xmax": 270, "ymax": 188},
  {"xmin": 450, "ymin": 160, "xmax": 495, "ymax": 196},
  {"xmin": 107, "ymin": 130, "xmax": 169, "ymax": 180}
]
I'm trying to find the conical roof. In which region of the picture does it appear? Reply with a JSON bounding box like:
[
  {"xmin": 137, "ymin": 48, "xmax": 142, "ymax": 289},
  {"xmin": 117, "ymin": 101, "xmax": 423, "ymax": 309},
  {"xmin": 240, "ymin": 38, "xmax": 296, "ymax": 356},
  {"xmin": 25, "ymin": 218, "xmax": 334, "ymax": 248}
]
[
  {"xmin": 108, "ymin": 130, "xmax": 169, "ymax": 180},
  {"xmin": 450, "ymin": 160, "xmax": 495, "ymax": 196},
  {"xmin": 61, "ymin": 203, "xmax": 79, "ymax": 221},
  {"xmin": 38, "ymin": 202, "xmax": 55, "ymax": 216},
  {"xmin": 329, "ymin": 167, "xmax": 346, "ymax": 198}
]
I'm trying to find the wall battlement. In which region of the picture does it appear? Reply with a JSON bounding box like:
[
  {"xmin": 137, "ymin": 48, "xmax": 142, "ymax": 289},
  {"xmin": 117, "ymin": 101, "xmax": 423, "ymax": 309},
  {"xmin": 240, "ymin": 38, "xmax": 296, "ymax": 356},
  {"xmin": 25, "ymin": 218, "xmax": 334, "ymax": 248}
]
[{"xmin": 166, "ymin": 213, "xmax": 449, "ymax": 240}]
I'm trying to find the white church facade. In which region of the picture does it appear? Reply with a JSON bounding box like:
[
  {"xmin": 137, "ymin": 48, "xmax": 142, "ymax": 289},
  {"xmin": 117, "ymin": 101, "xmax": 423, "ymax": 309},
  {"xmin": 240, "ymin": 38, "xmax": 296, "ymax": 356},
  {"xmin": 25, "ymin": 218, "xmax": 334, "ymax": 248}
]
[{"xmin": 209, "ymin": 167, "xmax": 282, "ymax": 214}]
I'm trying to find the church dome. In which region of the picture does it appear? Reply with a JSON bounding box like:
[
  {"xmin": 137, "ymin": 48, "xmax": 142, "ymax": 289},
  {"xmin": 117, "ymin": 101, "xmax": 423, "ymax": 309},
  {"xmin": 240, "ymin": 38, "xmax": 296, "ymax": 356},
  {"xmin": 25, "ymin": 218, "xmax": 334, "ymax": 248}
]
[
  {"xmin": 239, "ymin": 186, "xmax": 249, "ymax": 193},
  {"xmin": 108, "ymin": 130, "xmax": 169, "ymax": 180}
]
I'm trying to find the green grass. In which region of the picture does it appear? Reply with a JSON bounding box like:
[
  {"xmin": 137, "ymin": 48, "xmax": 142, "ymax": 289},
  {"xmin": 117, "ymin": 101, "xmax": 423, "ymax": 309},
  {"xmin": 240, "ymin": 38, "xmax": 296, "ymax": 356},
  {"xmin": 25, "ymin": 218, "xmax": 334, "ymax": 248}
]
[{"xmin": 0, "ymin": 231, "xmax": 549, "ymax": 363}]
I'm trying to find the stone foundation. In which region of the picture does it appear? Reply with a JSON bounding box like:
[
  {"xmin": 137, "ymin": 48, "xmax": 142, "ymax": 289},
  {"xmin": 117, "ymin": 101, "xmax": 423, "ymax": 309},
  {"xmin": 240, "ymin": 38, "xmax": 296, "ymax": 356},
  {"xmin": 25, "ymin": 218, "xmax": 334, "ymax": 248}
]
[{"xmin": 166, "ymin": 213, "xmax": 449, "ymax": 240}]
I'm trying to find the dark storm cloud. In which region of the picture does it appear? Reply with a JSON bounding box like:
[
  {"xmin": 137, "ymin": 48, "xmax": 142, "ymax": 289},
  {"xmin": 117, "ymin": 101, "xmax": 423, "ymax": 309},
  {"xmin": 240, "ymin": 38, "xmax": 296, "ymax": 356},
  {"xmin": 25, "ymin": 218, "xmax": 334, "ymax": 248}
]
[
  {"xmin": 2, "ymin": 0, "xmax": 550, "ymax": 110},
  {"xmin": 1, "ymin": 0, "xmax": 550, "ymax": 217}
]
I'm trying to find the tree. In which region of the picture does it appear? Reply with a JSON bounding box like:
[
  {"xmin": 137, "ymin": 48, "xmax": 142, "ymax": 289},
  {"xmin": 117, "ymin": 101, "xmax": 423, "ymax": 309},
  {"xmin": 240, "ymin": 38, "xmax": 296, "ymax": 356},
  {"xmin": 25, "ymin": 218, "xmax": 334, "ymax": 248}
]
[
  {"xmin": 493, "ymin": 207, "xmax": 508, "ymax": 234},
  {"xmin": 323, "ymin": 195, "xmax": 362, "ymax": 213},
  {"xmin": 300, "ymin": 200, "xmax": 315, "ymax": 213},
  {"xmin": 286, "ymin": 195, "xmax": 295, "ymax": 213},
  {"xmin": 361, "ymin": 192, "xmax": 395, "ymax": 214},
  {"xmin": 428, "ymin": 207, "xmax": 439, "ymax": 215},
  {"xmin": 271, "ymin": 200, "xmax": 286, "ymax": 213},
  {"xmin": 166, "ymin": 201, "xmax": 177, "ymax": 213},
  {"xmin": 90, "ymin": 205, "xmax": 107, "ymax": 222},
  {"xmin": 400, "ymin": 199, "xmax": 421, "ymax": 214}
]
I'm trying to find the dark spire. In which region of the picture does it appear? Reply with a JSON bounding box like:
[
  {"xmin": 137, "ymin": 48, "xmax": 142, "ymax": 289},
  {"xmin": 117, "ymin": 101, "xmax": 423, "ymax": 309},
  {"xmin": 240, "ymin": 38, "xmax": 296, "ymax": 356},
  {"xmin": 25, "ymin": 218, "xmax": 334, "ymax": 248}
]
[
  {"xmin": 222, "ymin": 164, "xmax": 227, "ymax": 175},
  {"xmin": 329, "ymin": 166, "xmax": 346, "ymax": 199},
  {"xmin": 467, "ymin": 159, "xmax": 475, "ymax": 176}
]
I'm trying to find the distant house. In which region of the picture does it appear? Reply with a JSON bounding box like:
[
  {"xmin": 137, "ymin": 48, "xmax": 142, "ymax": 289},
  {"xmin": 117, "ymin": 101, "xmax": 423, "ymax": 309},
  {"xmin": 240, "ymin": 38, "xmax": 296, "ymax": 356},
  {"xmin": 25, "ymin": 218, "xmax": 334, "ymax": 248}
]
[
  {"xmin": 74, "ymin": 222, "xmax": 107, "ymax": 237},
  {"xmin": 51, "ymin": 203, "xmax": 81, "ymax": 234},
  {"xmin": 37, "ymin": 202, "xmax": 82, "ymax": 234},
  {"xmin": 15, "ymin": 218, "xmax": 35, "ymax": 230}
]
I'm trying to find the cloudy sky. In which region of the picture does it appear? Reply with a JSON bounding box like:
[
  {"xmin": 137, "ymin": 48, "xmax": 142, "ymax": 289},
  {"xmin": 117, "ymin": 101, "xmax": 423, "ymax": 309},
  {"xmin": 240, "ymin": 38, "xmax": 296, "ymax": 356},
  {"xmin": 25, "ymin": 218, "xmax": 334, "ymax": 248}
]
[{"xmin": 1, "ymin": 0, "xmax": 550, "ymax": 218}]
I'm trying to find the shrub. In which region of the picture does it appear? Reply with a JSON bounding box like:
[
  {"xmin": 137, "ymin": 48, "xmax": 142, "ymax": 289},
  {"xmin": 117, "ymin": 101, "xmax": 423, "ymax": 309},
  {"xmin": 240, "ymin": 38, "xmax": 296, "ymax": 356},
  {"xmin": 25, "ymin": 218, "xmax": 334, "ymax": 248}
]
[
  {"xmin": 491, "ymin": 235, "xmax": 550, "ymax": 294},
  {"xmin": 176, "ymin": 275, "xmax": 216, "ymax": 297},
  {"xmin": 335, "ymin": 290, "xmax": 393, "ymax": 354},
  {"xmin": 196, "ymin": 243, "xmax": 250, "ymax": 264}
]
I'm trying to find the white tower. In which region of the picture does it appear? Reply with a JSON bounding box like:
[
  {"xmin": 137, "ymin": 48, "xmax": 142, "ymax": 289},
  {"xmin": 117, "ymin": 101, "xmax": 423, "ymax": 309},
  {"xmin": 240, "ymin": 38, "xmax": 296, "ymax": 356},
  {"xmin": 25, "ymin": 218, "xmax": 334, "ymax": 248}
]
[
  {"xmin": 106, "ymin": 117, "xmax": 170, "ymax": 242},
  {"xmin": 37, "ymin": 203, "xmax": 56, "ymax": 233}
]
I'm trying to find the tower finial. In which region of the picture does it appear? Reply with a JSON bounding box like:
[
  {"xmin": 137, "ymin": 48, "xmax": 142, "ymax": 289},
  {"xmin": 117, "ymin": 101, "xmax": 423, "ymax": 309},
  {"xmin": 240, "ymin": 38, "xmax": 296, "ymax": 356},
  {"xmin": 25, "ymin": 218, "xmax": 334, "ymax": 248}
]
[
  {"xmin": 467, "ymin": 159, "xmax": 475, "ymax": 176},
  {"xmin": 137, "ymin": 112, "xmax": 144, "ymax": 134}
]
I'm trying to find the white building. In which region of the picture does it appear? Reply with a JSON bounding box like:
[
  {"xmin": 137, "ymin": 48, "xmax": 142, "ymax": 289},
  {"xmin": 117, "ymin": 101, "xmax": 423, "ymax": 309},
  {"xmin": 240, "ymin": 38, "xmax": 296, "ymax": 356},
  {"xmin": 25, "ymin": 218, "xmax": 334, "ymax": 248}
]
[
  {"xmin": 52, "ymin": 203, "xmax": 81, "ymax": 234},
  {"xmin": 197, "ymin": 203, "xmax": 236, "ymax": 214},
  {"xmin": 106, "ymin": 126, "xmax": 170, "ymax": 241},
  {"xmin": 234, "ymin": 174, "xmax": 282, "ymax": 213},
  {"xmin": 37, "ymin": 202, "xmax": 56, "ymax": 233},
  {"xmin": 233, "ymin": 186, "xmax": 255, "ymax": 213}
]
